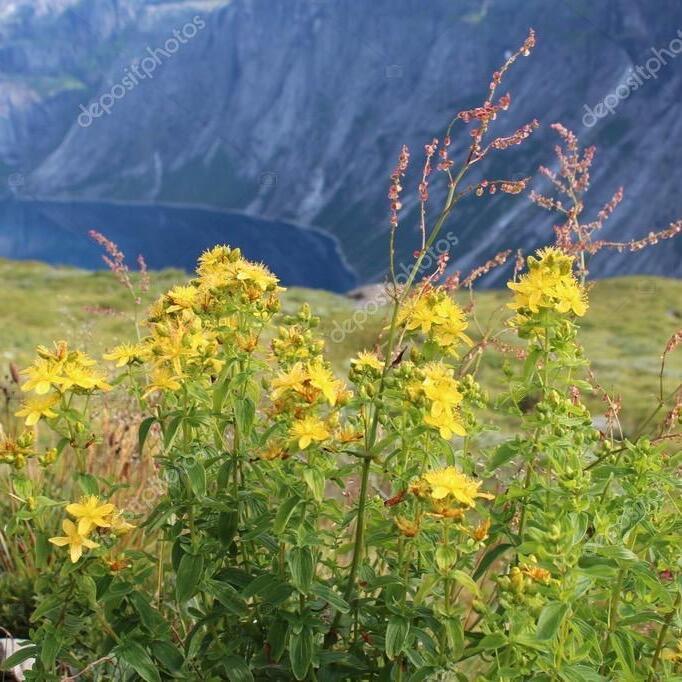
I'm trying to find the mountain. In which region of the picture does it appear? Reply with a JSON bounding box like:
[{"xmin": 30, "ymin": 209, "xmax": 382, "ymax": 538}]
[{"xmin": 1, "ymin": 0, "xmax": 681, "ymax": 286}]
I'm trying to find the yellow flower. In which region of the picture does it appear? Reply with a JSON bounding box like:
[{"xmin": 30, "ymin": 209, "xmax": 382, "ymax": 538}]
[
  {"xmin": 59, "ymin": 362, "xmax": 111, "ymax": 392},
  {"xmin": 521, "ymin": 564, "xmax": 552, "ymax": 584},
  {"xmin": 15, "ymin": 393, "xmax": 60, "ymax": 426},
  {"xmin": 307, "ymin": 361, "xmax": 342, "ymax": 406},
  {"xmin": 291, "ymin": 415, "xmax": 330, "ymax": 449},
  {"xmin": 234, "ymin": 261, "xmax": 279, "ymax": 291},
  {"xmin": 109, "ymin": 512, "xmax": 136, "ymax": 536},
  {"xmin": 351, "ymin": 351, "xmax": 384, "ymax": 372},
  {"xmin": 471, "ymin": 518, "xmax": 491, "ymax": 542},
  {"xmin": 143, "ymin": 368, "xmax": 182, "ymax": 398},
  {"xmin": 197, "ymin": 244, "xmax": 233, "ymax": 274},
  {"xmin": 421, "ymin": 467, "xmax": 494, "ymax": 507},
  {"xmin": 553, "ymin": 279, "xmax": 588, "ymax": 316},
  {"xmin": 337, "ymin": 424, "xmax": 363, "ymax": 444},
  {"xmin": 271, "ymin": 363, "xmax": 309, "ymax": 401},
  {"xmin": 49, "ymin": 519, "xmax": 99, "ymax": 563},
  {"xmin": 508, "ymin": 247, "xmax": 588, "ymax": 318},
  {"xmin": 259, "ymin": 442, "xmax": 287, "ymax": 461},
  {"xmin": 104, "ymin": 343, "xmax": 147, "ymax": 367},
  {"xmin": 394, "ymin": 516, "xmax": 420, "ymax": 537},
  {"xmin": 66, "ymin": 495, "xmax": 116, "ymax": 535},
  {"xmin": 422, "ymin": 363, "xmax": 463, "ymax": 416},
  {"xmin": 423, "ymin": 408, "xmax": 466, "ymax": 439},
  {"xmin": 36, "ymin": 340, "xmax": 69, "ymax": 363},
  {"xmin": 21, "ymin": 359, "xmax": 64, "ymax": 395},
  {"xmin": 398, "ymin": 288, "xmax": 471, "ymax": 353},
  {"xmin": 165, "ymin": 284, "xmax": 199, "ymax": 312}
]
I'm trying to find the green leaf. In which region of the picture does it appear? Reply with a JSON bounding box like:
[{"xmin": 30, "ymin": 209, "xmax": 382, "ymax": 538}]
[
  {"xmin": 130, "ymin": 591, "xmax": 165, "ymax": 632},
  {"xmin": 139, "ymin": 416, "xmax": 156, "ymax": 455},
  {"xmin": 186, "ymin": 460, "xmax": 206, "ymax": 497},
  {"xmin": 77, "ymin": 575, "xmax": 98, "ymax": 608},
  {"xmin": 212, "ymin": 368, "xmax": 233, "ymax": 413},
  {"xmin": 176, "ymin": 553, "xmax": 204, "ymax": 603},
  {"xmin": 151, "ymin": 640, "xmax": 184, "ymax": 674},
  {"xmin": 473, "ymin": 543, "xmax": 513, "ymax": 581},
  {"xmin": 536, "ymin": 602, "xmax": 569, "ymax": 640},
  {"xmin": 414, "ymin": 574, "xmax": 439, "ymax": 606},
  {"xmin": 117, "ymin": 641, "xmax": 162, "ymax": 682},
  {"xmin": 205, "ymin": 580, "xmax": 248, "ymax": 616},
  {"xmin": 273, "ymin": 496, "xmax": 302, "ymax": 534},
  {"xmin": 559, "ymin": 664, "xmax": 606, "ymax": 682},
  {"xmin": 234, "ymin": 399, "xmax": 255, "ymax": 438},
  {"xmin": 77, "ymin": 473, "xmax": 99, "ymax": 496},
  {"xmin": 289, "ymin": 626, "xmax": 314, "ymax": 680},
  {"xmin": 444, "ymin": 617, "xmax": 464, "ymax": 658},
  {"xmin": 217, "ymin": 510, "xmax": 239, "ymax": 545},
  {"xmin": 523, "ymin": 347, "xmax": 542, "ymax": 381},
  {"xmin": 487, "ymin": 442, "xmax": 518, "ymax": 471},
  {"xmin": 610, "ymin": 631, "xmax": 636, "ymax": 675},
  {"xmin": 303, "ymin": 468, "xmax": 325, "ymax": 502},
  {"xmin": 288, "ymin": 546, "xmax": 314, "ymax": 593},
  {"xmin": 11, "ymin": 475, "xmax": 31, "ymax": 499},
  {"xmin": 452, "ymin": 570, "xmax": 481, "ymax": 599},
  {"xmin": 40, "ymin": 629, "xmax": 60, "ymax": 670},
  {"xmin": 164, "ymin": 415, "xmax": 183, "ymax": 449},
  {"xmin": 241, "ymin": 573, "xmax": 281, "ymax": 600},
  {"xmin": 596, "ymin": 545, "xmax": 640, "ymax": 565},
  {"xmin": 267, "ymin": 620, "xmax": 288, "ymax": 662},
  {"xmin": 310, "ymin": 582, "xmax": 350, "ymax": 613},
  {"xmin": 35, "ymin": 531, "xmax": 50, "ymax": 568},
  {"xmin": 0, "ymin": 645, "xmax": 37, "ymax": 671},
  {"xmin": 435, "ymin": 546, "xmax": 456, "ymax": 572},
  {"xmin": 223, "ymin": 655, "xmax": 254, "ymax": 682},
  {"xmin": 477, "ymin": 632, "xmax": 507, "ymax": 650},
  {"xmin": 385, "ymin": 615, "xmax": 410, "ymax": 660},
  {"xmin": 578, "ymin": 555, "xmax": 618, "ymax": 579}
]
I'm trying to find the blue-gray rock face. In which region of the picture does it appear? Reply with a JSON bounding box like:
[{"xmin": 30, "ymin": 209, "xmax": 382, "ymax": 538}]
[{"xmin": 1, "ymin": 0, "xmax": 681, "ymax": 284}]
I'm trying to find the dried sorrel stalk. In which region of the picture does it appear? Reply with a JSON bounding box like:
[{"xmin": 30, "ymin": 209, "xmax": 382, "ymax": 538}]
[
  {"xmin": 387, "ymin": 28, "xmax": 538, "ymax": 297},
  {"xmin": 89, "ymin": 230, "xmax": 149, "ymax": 306},
  {"xmin": 531, "ymin": 124, "xmax": 682, "ymax": 282}
]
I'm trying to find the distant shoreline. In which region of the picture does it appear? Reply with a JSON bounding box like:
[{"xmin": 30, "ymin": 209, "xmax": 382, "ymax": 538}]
[{"xmin": 4, "ymin": 194, "xmax": 359, "ymax": 283}]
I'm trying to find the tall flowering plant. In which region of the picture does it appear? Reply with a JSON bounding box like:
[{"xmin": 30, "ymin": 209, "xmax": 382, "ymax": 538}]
[{"xmin": 1, "ymin": 29, "xmax": 681, "ymax": 681}]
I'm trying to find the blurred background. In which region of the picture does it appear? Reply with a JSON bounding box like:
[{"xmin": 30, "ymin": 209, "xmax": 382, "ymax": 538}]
[{"xmin": 0, "ymin": 0, "xmax": 681, "ymax": 291}]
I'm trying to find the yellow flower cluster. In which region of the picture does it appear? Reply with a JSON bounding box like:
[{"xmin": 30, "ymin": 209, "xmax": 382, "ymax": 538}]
[
  {"xmin": 508, "ymin": 247, "xmax": 588, "ymax": 317},
  {"xmin": 0, "ymin": 427, "xmax": 56, "ymax": 469},
  {"xmin": 272, "ymin": 360, "xmax": 346, "ymax": 408},
  {"xmin": 270, "ymin": 360, "xmax": 349, "ymax": 451},
  {"xmin": 196, "ymin": 245, "xmax": 280, "ymax": 298},
  {"xmin": 271, "ymin": 304, "xmax": 324, "ymax": 364},
  {"xmin": 49, "ymin": 495, "xmax": 133, "ymax": 563},
  {"xmin": 398, "ymin": 287, "xmax": 472, "ymax": 354},
  {"xmin": 414, "ymin": 363, "xmax": 467, "ymax": 439},
  {"xmin": 17, "ymin": 341, "xmax": 110, "ymax": 426},
  {"xmin": 413, "ymin": 466, "xmax": 494, "ymax": 508},
  {"xmin": 104, "ymin": 245, "xmax": 282, "ymax": 397},
  {"xmin": 350, "ymin": 351, "xmax": 384, "ymax": 373},
  {"xmin": 290, "ymin": 415, "xmax": 331, "ymax": 450}
]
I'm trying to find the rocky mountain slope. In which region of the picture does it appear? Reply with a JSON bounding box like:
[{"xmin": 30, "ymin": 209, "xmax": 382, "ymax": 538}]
[{"xmin": 1, "ymin": 0, "xmax": 681, "ymax": 284}]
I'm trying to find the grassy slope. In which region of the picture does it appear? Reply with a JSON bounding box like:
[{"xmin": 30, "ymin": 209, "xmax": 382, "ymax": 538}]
[{"xmin": 1, "ymin": 259, "xmax": 680, "ymax": 434}]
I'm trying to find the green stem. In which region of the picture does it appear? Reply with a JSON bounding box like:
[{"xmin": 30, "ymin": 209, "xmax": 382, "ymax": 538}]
[
  {"xmin": 600, "ymin": 567, "xmax": 626, "ymax": 673},
  {"xmin": 649, "ymin": 592, "xmax": 681, "ymax": 680},
  {"xmin": 343, "ymin": 456, "xmax": 372, "ymax": 603}
]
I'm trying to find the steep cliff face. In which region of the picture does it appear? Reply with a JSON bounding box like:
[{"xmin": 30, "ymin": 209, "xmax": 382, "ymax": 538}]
[{"xmin": 2, "ymin": 0, "xmax": 681, "ymax": 283}]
